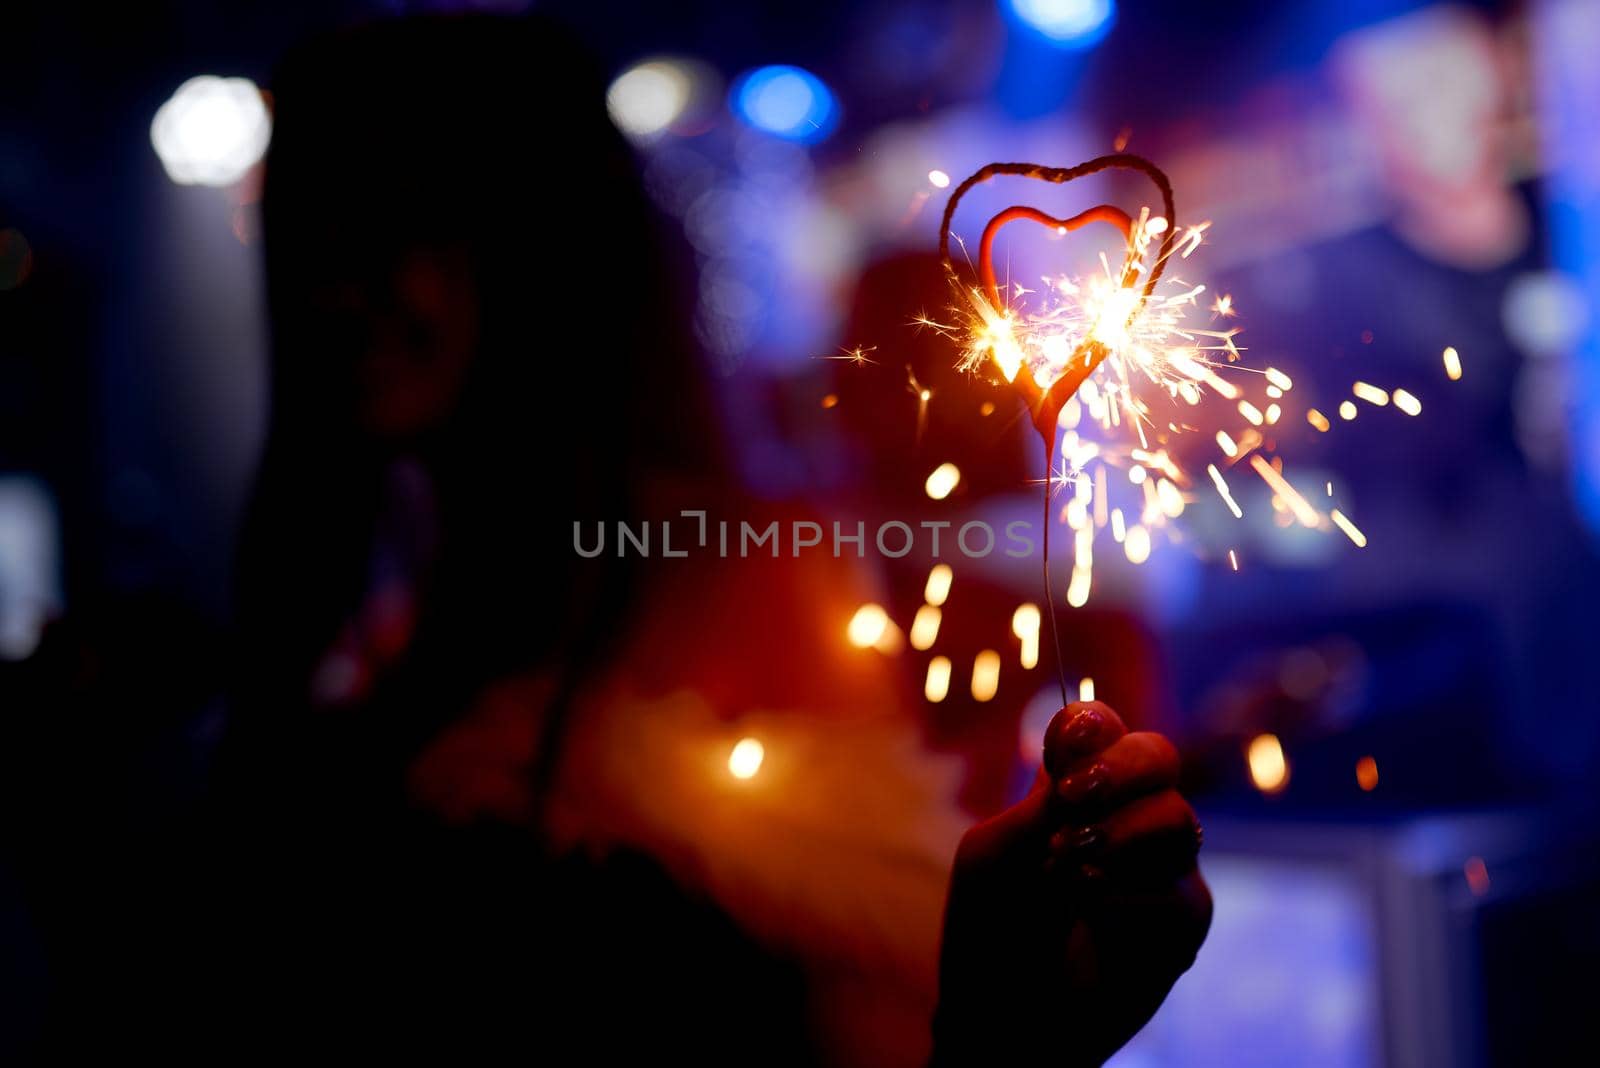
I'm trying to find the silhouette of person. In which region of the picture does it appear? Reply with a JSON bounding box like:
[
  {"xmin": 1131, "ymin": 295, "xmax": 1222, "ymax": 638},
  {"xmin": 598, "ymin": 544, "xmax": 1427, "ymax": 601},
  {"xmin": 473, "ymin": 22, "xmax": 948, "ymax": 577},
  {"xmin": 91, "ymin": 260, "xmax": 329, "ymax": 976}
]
[{"xmin": 193, "ymin": 14, "xmax": 1208, "ymax": 1065}]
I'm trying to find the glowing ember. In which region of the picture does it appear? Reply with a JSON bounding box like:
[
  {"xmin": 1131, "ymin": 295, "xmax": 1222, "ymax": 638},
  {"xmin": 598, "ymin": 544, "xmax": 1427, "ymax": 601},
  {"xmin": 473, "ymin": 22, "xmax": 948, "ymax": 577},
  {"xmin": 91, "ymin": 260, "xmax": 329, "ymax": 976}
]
[
  {"xmin": 847, "ymin": 604, "xmax": 890, "ymax": 648},
  {"xmin": 924, "ymin": 564, "xmax": 953, "ymax": 606},
  {"xmin": 728, "ymin": 737, "xmax": 765, "ymax": 780},
  {"xmin": 1352, "ymin": 381, "xmax": 1389, "ymax": 407},
  {"xmin": 1078, "ymin": 677, "xmax": 1095, "ymax": 702},
  {"xmin": 1247, "ymin": 733, "xmax": 1289, "ymax": 793},
  {"xmin": 1356, "ymin": 755, "xmax": 1379, "ymax": 791},
  {"xmin": 909, "ymin": 604, "xmax": 942, "ymax": 651},
  {"xmin": 925, "ymin": 656, "xmax": 952, "ymax": 703},
  {"xmin": 1207, "ymin": 464, "xmax": 1243, "ymax": 518},
  {"xmin": 925, "ymin": 462, "xmax": 961, "ymax": 500},
  {"xmin": 1330, "ymin": 509, "xmax": 1368, "ymax": 548},
  {"xmin": 1443, "ymin": 346, "xmax": 1463, "ymax": 380},
  {"xmin": 1011, "ymin": 603, "xmax": 1041, "ymax": 669},
  {"xmin": 971, "ymin": 649, "xmax": 1001, "ymax": 702}
]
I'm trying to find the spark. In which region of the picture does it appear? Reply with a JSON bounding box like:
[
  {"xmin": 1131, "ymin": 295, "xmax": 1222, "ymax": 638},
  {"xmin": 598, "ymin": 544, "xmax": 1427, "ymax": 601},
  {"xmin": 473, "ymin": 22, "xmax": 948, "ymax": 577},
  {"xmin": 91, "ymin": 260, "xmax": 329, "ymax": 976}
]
[
  {"xmin": 821, "ymin": 345, "xmax": 878, "ymax": 366},
  {"xmin": 847, "ymin": 604, "xmax": 889, "ymax": 648},
  {"xmin": 1352, "ymin": 381, "xmax": 1389, "ymax": 406},
  {"xmin": 1078, "ymin": 677, "xmax": 1096, "ymax": 702},
  {"xmin": 910, "ymin": 604, "xmax": 942, "ymax": 651},
  {"xmin": 925, "ymin": 462, "xmax": 961, "ymax": 500},
  {"xmin": 1330, "ymin": 509, "xmax": 1368, "ymax": 547},
  {"xmin": 971, "ymin": 650, "xmax": 1001, "ymax": 702},
  {"xmin": 929, "ymin": 186, "xmax": 1421, "ymax": 625},
  {"xmin": 1248, "ymin": 455, "xmax": 1320, "ymax": 528},
  {"xmin": 1208, "ymin": 464, "xmax": 1244, "ymax": 518},
  {"xmin": 1012, "ymin": 604, "xmax": 1041, "ymax": 669},
  {"xmin": 728, "ymin": 738, "xmax": 765, "ymax": 780},
  {"xmin": 1124, "ymin": 525, "xmax": 1151, "ymax": 564},
  {"xmin": 1247, "ymin": 734, "xmax": 1289, "ymax": 793},
  {"xmin": 925, "ymin": 563, "xmax": 953, "ymax": 606},
  {"xmin": 1443, "ymin": 346, "xmax": 1463, "ymax": 380},
  {"xmin": 1356, "ymin": 755, "xmax": 1379, "ymax": 791},
  {"xmin": 925, "ymin": 657, "xmax": 952, "ymax": 702},
  {"xmin": 928, "ymin": 169, "xmax": 951, "ymax": 188}
]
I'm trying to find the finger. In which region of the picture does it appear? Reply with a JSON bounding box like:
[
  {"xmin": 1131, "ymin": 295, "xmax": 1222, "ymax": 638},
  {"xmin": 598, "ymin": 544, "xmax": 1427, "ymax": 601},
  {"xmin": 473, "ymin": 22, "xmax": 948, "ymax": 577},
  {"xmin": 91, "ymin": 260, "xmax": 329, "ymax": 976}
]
[
  {"xmin": 1052, "ymin": 731, "xmax": 1180, "ymax": 814},
  {"xmin": 1041, "ymin": 701, "xmax": 1127, "ymax": 778},
  {"xmin": 1046, "ymin": 789, "xmax": 1201, "ymax": 884}
]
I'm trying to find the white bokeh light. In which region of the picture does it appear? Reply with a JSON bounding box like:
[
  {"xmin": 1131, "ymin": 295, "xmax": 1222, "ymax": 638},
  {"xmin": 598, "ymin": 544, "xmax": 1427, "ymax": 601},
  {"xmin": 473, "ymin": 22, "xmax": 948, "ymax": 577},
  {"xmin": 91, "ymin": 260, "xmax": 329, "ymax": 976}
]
[
  {"xmin": 150, "ymin": 75, "xmax": 272, "ymax": 187},
  {"xmin": 607, "ymin": 60, "xmax": 692, "ymax": 139}
]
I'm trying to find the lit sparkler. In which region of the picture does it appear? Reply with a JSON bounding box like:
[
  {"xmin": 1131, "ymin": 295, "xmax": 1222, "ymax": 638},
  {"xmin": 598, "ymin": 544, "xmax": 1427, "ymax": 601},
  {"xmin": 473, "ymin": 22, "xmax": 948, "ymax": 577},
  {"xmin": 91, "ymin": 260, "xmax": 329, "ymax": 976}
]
[{"xmin": 930, "ymin": 153, "xmax": 1416, "ymax": 704}]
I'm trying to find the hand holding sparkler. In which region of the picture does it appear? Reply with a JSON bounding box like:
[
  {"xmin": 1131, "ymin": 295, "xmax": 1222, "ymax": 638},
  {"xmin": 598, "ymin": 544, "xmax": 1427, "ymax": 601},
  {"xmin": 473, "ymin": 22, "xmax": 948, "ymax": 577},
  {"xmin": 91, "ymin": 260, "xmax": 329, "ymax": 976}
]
[{"xmin": 932, "ymin": 702, "xmax": 1211, "ymax": 1067}]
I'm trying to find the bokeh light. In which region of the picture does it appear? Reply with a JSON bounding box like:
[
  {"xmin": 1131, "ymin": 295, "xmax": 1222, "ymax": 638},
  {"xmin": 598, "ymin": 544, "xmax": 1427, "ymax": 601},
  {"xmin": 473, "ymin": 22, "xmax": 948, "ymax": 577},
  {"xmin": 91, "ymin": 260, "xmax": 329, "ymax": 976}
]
[
  {"xmin": 847, "ymin": 603, "xmax": 890, "ymax": 648},
  {"xmin": 731, "ymin": 65, "xmax": 837, "ymax": 143},
  {"xmin": 150, "ymin": 75, "xmax": 271, "ymax": 187},
  {"xmin": 607, "ymin": 60, "xmax": 692, "ymax": 138},
  {"xmin": 924, "ymin": 462, "xmax": 961, "ymax": 500},
  {"xmin": 1247, "ymin": 734, "xmax": 1290, "ymax": 794},
  {"xmin": 1005, "ymin": 0, "xmax": 1116, "ymax": 48},
  {"xmin": 728, "ymin": 737, "xmax": 765, "ymax": 780}
]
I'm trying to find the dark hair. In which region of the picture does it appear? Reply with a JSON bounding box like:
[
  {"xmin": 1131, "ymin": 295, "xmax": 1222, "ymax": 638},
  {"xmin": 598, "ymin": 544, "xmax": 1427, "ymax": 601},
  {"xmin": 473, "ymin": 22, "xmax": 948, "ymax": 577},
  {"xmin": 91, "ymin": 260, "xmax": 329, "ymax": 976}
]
[{"xmin": 230, "ymin": 14, "xmax": 721, "ymax": 790}]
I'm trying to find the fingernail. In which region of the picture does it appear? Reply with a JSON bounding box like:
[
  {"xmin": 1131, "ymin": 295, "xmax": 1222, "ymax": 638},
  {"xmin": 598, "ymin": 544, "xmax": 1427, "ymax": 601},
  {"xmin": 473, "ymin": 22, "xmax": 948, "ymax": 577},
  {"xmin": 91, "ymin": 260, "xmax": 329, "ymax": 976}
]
[
  {"xmin": 1050, "ymin": 824, "xmax": 1104, "ymax": 858},
  {"xmin": 1064, "ymin": 709, "xmax": 1102, "ymax": 745},
  {"xmin": 1057, "ymin": 762, "xmax": 1109, "ymax": 804}
]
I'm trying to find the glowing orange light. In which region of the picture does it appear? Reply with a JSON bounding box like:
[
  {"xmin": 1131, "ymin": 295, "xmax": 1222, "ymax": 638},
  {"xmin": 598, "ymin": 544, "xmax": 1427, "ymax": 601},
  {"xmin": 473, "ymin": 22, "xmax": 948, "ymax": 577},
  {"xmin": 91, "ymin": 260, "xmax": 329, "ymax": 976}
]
[
  {"xmin": 1247, "ymin": 733, "xmax": 1289, "ymax": 793},
  {"xmin": 728, "ymin": 737, "xmax": 764, "ymax": 780},
  {"xmin": 971, "ymin": 650, "xmax": 1001, "ymax": 702},
  {"xmin": 847, "ymin": 604, "xmax": 889, "ymax": 648},
  {"xmin": 925, "ymin": 656, "xmax": 952, "ymax": 702},
  {"xmin": 1330, "ymin": 509, "xmax": 1367, "ymax": 547},
  {"xmin": 925, "ymin": 462, "xmax": 961, "ymax": 500},
  {"xmin": 909, "ymin": 604, "xmax": 942, "ymax": 651},
  {"xmin": 1356, "ymin": 755, "xmax": 1379, "ymax": 791}
]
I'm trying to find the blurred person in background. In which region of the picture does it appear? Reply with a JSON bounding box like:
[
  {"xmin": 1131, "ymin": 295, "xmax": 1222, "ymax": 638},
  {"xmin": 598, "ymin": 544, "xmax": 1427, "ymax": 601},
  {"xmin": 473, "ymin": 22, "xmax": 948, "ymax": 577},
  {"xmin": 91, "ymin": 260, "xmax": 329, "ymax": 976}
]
[{"xmin": 26, "ymin": 14, "xmax": 1210, "ymax": 1065}]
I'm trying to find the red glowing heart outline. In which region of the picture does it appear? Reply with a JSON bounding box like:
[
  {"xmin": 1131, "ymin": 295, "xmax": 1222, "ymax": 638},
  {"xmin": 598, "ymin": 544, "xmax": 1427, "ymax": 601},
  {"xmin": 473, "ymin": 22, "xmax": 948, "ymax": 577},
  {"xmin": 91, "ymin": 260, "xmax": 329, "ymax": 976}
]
[{"xmin": 938, "ymin": 154, "xmax": 1177, "ymax": 443}]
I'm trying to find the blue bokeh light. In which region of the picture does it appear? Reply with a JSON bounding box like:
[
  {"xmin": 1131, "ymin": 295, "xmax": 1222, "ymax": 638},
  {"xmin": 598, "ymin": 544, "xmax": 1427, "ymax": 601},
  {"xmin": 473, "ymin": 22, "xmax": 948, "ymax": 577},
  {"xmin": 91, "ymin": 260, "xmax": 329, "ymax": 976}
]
[
  {"xmin": 731, "ymin": 65, "xmax": 838, "ymax": 143},
  {"xmin": 1005, "ymin": 0, "xmax": 1116, "ymax": 48}
]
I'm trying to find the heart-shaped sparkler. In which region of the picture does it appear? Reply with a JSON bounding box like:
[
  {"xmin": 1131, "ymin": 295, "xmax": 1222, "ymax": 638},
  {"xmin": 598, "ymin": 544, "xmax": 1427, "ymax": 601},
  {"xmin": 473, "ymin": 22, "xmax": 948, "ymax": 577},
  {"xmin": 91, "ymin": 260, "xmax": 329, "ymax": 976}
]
[
  {"xmin": 938, "ymin": 154, "xmax": 1177, "ymax": 444},
  {"xmin": 938, "ymin": 154, "xmax": 1178, "ymax": 707}
]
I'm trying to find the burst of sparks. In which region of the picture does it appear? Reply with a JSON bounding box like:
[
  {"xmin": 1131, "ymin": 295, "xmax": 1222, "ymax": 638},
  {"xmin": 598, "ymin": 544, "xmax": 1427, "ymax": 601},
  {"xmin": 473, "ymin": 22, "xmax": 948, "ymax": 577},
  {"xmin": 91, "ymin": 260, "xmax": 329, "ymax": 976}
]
[
  {"xmin": 928, "ymin": 205, "xmax": 1424, "ymax": 612},
  {"xmin": 821, "ymin": 345, "xmax": 878, "ymax": 366}
]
